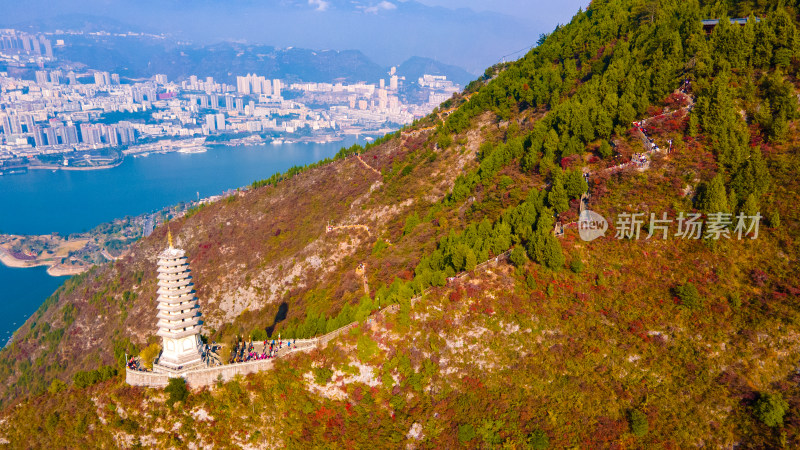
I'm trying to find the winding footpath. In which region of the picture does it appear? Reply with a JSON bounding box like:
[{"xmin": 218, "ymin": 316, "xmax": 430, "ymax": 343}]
[
  {"xmin": 355, "ymin": 154, "xmax": 382, "ymax": 176},
  {"xmin": 556, "ymin": 85, "xmax": 695, "ymax": 236}
]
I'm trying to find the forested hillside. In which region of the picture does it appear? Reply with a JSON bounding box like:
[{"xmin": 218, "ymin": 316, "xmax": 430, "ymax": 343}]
[{"xmin": 2, "ymin": 0, "xmax": 800, "ymax": 447}]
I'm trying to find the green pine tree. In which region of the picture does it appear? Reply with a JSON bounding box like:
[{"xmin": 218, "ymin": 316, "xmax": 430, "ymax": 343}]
[
  {"xmin": 541, "ymin": 234, "xmax": 565, "ymax": 270},
  {"xmin": 699, "ymin": 173, "xmax": 729, "ymax": 214},
  {"xmin": 598, "ymin": 140, "xmax": 612, "ymax": 159},
  {"xmin": 741, "ymin": 193, "xmax": 759, "ymax": 217},
  {"xmin": 548, "ymin": 173, "xmax": 570, "ymax": 213},
  {"xmin": 564, "ymin": 169, "xmax": 589, "ymax": 199},
  {"xmin": 464, "ymin": 248, "xmax": 477, "ymax": 271}
]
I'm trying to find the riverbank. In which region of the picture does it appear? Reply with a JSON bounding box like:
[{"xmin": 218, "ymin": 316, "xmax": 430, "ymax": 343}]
[
  {"xmin": 47, "ymin": 263, "xmax": 89, "ymax": 276},
  {"xmin": 28, "ymin": 159, "xmax": 124, "ymax": 171},
  {"xmin": 9, "ymin": 132, "xmax": 355, "ymax": 175},
  {"xmin": 0, "ymin": 246, "xmax": 47, "ymax": 269},
  {"xmin": 0, "ymin": 236, "xmax": 91, "ymax": 275}
]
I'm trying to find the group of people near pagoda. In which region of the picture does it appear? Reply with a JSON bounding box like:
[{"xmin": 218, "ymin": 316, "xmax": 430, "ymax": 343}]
[
  {"xmin": 202, "ymin": 343, "xmax": 220, "ymax": 366},
  {"xmin": 127, "ymin": 356, "xmax": 142, "ymax": 371},
  {"xmin": 227, "ymin": 338, "xmax": 296, "ymax": 364}
]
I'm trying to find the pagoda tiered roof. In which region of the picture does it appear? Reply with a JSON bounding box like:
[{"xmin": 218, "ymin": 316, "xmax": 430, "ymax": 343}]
[
  {"xmin": 157, "ymin": 272, "xmax": 192, "ymax": 282},
  {"xmin": 155, "ymin": 240, "xmax": 202, "ymax": 339},
  {"xmin": 157, "ymin": 285, "xmax": 194, "ymax": 297},
  {"xmin": 155, "ymin": 293, "xmax": 196, "ymax": 306},
  {"xmin": 157, "ymin": 264, "xmax": 190, "ymax": 274},
  {"xmin": 157, "ymin": 326, "xmax": 203, "ymax": 340},
  {"xmin": 156, "ymin": 308, "xmax": 201, "ymax": 322},
  {"xmin": 157, "ymin": 315, "xmax": 202, "ymax": 330}
]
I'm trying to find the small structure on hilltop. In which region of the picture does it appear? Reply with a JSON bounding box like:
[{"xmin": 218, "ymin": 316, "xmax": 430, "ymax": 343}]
[
  {"xmin": 153, "ymin": 230, "xmax": 204, "ymax": 371},
  {"xmin": 701, "ymin": 17, "xmax": 760, "ymax": 33}
]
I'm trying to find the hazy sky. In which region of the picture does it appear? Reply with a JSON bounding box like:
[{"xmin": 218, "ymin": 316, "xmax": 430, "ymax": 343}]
[
  {"xmin": 0, "ymin": 0, "xmax": 592, "ymax": 73},
  {"xmin": 415, "ymin": 0, "xmax": 590, "ymax": 22}
]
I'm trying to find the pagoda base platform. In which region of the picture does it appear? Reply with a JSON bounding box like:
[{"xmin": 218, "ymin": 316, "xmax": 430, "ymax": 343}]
[{"xmin": 153, "ymin": 359, "xmax": 207, "ymax": 375}]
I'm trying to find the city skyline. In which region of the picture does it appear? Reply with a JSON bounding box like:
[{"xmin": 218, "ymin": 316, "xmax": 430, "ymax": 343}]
[{"xmin": 0, "ymin": 28, "xmax": 462, "ymax": 169}]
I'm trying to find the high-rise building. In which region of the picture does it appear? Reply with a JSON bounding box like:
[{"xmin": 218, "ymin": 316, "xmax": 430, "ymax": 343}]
[
  {"xmin": 210, "ymin": 94, "xmax": 219, "ymax": 109},
  {"xmin": 236, "ymin": 76, "xmax": 251, "ymax": 95},
  {"xmin": 273, "ymin": 79, "xmax": 282, "ymax": 98},
  {"xmin": 40, "ymin": 35, "xmax": 53, "ymax": 58},
  {"xmin": 33, "ymin": 126, "xmax": 45, "ymax": 147},
  {"xmin": 155, "ymin": 74, "xmax": 168, "ymax": 84},
  {"xmin": 22, "ymin": 115, "xmax": 34, "ymax": 133},
  {"xmin": 390, "ymin": 75, "xmax": 398, "ymax": 90},
  {"xmin": 35, "ymin": 70, "xmax": 48, "ymax": 85},
  {"xmin": 94, "ymin": 72, "xmax": 110, "ymax": 86},
  {"xmin": 252, "ymin": 76, "xmax": 263, "ymax": 95},
  {"xmin": 55, "ymin": 126, "xmax": 70, "ymax": 146},
  {"xmin": 9, "ymin": 116, "xmax": 22, "ymax": 135},
  {"xmin": 111, "ymin": 73, "xmax": 120, "ymax": 84},
  {"xmin": 30, "ymin": 37, "xmax": 41, "ymax": 55},
  {"xmin": 44, "ymin": 127, "xmax": 57, "ymax": 146},
  {"xmin": 215, "ymin": 113, "xmax": 225, "ymax": 131},
  {"xmin": 67, "ymin": 71, "xmax": 78, "ymax": 85},
  {"xmin": 205, "ymin": 114, "xmax": 216, "ymax": 132},
  {"xmin": 49, "ymin": 71, "xmax": 60, "ymax": 85},
  {"xmin": 235, "ymin": 98, "xmax": 244, "ymax": 111},
  {"xmin": 65, "ymin": 125, "xmax": 79, "ymax": 144},
  {"xmin": 0, "ymin": 116, "xmax": 12, "ymax": 135},
  {"xmin": 225, "ymin": 96, "xmax": 234, "ymax": 110},
  {"xmin": 80, "ymin": 123, "xmax": 95, "ymax": 144}
]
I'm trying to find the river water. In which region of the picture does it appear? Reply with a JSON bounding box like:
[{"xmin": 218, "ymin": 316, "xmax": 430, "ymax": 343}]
[{"xmin": 0, "ymin": 137, "xmax": 362, "ymax": 342}]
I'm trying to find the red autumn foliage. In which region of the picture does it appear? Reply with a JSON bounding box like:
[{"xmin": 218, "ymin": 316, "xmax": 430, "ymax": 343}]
[
  {"xmin": 750, "ymin": 268, "xmax": 768, "ymax": 287},
  {"xmin": 560, "ymin": 154, "xmax": 581, "ymax": 170},
  {"xmin": 397, "ymin": 269, "xmax": 413, "ymax": 281}
]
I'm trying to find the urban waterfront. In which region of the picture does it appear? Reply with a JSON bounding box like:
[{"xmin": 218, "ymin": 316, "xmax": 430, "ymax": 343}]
[{"xmin": 0, "ymin": 137, "xmax": 362, "ymax": 342}]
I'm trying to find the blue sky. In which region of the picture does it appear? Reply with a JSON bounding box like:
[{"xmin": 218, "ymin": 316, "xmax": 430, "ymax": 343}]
[
  {"xmin": 415, "ymin": 0, "xmax": 590, "ymax": 22},
  {"xmin": 0, "ymin": 0, "xmax": 592, "ymax": 73}
]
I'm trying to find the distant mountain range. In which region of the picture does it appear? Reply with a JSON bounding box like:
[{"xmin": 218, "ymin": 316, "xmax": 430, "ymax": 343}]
[
  {"xmin": 45, "ymin": 32, "xmax": 475, "ymax": 86},
  {"xmin": 32, "ymin": 26, "xmax": 473, "ymax": 86},
  {"xmin": 2, "ymin": 0, "xmax": 549, "ymax": 73}
]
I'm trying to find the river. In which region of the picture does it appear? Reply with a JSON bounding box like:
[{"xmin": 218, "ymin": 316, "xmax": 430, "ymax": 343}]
[{"xmin": 0, "ymin": 137, "xmax": 363, "ymax": 343}]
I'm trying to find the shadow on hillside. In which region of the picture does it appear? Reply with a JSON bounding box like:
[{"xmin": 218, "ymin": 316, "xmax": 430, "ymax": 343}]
[{"xmin": 266, "ymin": 302, "xmax": 289, "ymax": 338}]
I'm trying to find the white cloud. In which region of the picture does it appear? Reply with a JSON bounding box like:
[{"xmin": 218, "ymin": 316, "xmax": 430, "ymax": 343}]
[
  {"xmin": 308, "ymin": 0, "xmax": 330, "ymax": 11},
  {"xmin": 364, "ymin": 1, "xmax": 397, "ymax": 14}
]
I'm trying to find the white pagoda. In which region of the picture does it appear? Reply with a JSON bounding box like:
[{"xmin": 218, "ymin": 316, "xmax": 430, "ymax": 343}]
[{"xmin": 153, "ymin": 230, "xmax": 204, "ymax": 370}]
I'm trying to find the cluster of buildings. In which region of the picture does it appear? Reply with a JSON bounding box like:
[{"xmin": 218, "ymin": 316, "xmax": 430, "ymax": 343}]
[
  {"xmin": 0, "ymin": 71, "xmax": 149, "ymax": 159},
  {"xmin": 0, "ymin": 29, "xmax": 54, "ymax": 61},
  {"xmin": 418, "ymin": 74, "xmax": 460, "ymax": 105},
  {"xmin": 0, "ymin": 28, "xmax": 464, "ymax": 164}
]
